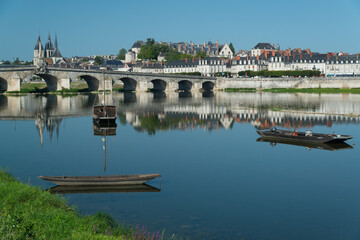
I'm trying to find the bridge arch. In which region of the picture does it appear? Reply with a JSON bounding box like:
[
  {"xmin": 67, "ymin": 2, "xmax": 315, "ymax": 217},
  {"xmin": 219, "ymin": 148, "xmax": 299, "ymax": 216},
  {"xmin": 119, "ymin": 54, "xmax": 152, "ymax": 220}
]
[
  {"xmin": 178, "ymin": 80, "xmax": 192, "ymax": 91},
  {"xmin": 78, "ymin": 75, "xmax": 100, "ymax": 91},
  {"xmin": 36, "ymin": 74, "xmax": 59, "ymax": 91},
  {"xmin": 151, "ymin": 79, "xmax": 167, "ymax": 91},
  {"xmin": 202, "ymin": 81, "xmax": 215, "ymax": 91},
  {"xmin": 0, "ymin": 77, "xmax": 8, "ymax": 92},
  {"xmin": 120, "ymin": 77, "xmax": 137, "ymax": 91}
]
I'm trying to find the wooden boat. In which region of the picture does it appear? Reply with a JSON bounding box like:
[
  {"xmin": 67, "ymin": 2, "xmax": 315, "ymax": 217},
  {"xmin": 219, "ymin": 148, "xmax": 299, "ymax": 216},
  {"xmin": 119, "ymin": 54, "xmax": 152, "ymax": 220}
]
[
  {"xmin": 38, "ymin": 174, "xmax": 161, "ymax": 186},
  {"xmin": 48, "ymin": 184, "xmax": 160, "ymax": 194},
  {"xmin": 256, "ymin": 137, "xmax": 353, "ymax": 151},
  {"xmin": 93, "ymin": 105, "xmax": 117, "ymax": 123},
  {"xmin": 257, "ymin": 128, "xmax": 353, "ymax": 144},
  {"xmin": 93, "ymin": 71, "xmax": 117, "ymax": 123}
]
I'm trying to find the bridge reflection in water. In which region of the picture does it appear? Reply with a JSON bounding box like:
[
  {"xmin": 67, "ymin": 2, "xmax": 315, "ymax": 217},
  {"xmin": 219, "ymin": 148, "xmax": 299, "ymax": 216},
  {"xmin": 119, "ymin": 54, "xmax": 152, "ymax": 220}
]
[{"xmin": 0, "ymin": 92, "xmax": 359, "ymax": 143}]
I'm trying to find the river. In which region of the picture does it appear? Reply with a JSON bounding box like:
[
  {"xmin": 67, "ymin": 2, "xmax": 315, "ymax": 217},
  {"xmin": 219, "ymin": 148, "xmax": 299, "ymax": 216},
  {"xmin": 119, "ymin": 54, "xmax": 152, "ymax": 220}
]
[{"xmin": 1, "ymin": 91, "xmax": 359, "ymax": 240}]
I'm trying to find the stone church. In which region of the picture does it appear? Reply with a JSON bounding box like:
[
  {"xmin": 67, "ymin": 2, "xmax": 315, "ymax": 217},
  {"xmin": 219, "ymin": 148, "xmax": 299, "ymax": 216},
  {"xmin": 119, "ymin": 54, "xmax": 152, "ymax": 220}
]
[{"xmin": 33, "ymin": 33, "xmax": 66, "ymax": 66}]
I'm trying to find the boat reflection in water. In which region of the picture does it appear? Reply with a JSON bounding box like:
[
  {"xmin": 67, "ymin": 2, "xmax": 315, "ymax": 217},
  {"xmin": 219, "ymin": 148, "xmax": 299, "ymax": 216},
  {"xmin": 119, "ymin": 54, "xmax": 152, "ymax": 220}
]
[
  {"xmin": 48, "ymin": 184, "xmax": 160, "ymax": 194},
  {"xmin": 39, "ymin": 121, "xmax": 161, "ymax": 194},
  {"xmin": 256, "ymin": 137, "xmax": 353, "ymax": 151}
]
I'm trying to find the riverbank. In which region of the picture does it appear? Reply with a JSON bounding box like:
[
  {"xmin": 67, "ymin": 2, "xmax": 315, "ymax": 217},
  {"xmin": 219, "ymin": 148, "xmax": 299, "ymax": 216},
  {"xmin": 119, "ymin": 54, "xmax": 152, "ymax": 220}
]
[
  {"xmin": 0, "ymin": 170, "xmax": 165, "ymax": 240},
  {"xmin": 222, "ymin": 88, "xmax": 360, "ymax": 94},
  {"xmin": 3, "ymin": 82, "xmax": 124, "ymax": 95}
]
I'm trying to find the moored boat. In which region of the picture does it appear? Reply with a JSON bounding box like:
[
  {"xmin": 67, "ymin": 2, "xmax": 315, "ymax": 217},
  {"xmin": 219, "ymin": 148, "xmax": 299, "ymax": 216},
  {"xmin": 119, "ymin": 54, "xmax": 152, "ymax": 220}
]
[
  {"xmin": 38, "ymin": 174, "xmax": 161, "ymax": 186},
  {"xmin": 93, "ymin": 105, "xmax": 117, "ymax": 123},
  {"xmin": 256, "ymin": 137, "xmax": 353, "ymax": 151},
  {"xmin": 257, "ymin": 128, "xmax": 352, "ymax": 144}
]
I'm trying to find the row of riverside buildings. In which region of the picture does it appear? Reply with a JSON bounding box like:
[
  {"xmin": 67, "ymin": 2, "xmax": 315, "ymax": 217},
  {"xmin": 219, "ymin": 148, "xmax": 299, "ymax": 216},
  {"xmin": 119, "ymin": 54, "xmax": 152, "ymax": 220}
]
[
  {"xmin": 127, "ymin": 42, "xmax": 360, "ymax": 77},
  {"xmin": 33, "ymin": 35, "xmax": 360, "ymax": 77}
]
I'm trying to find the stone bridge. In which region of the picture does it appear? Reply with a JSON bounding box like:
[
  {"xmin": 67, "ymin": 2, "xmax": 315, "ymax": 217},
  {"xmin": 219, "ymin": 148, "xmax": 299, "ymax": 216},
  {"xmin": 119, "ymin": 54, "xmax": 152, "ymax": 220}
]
[{"xmin": 0, "ymin": 65, "xmax": 217, "ymax": 92}]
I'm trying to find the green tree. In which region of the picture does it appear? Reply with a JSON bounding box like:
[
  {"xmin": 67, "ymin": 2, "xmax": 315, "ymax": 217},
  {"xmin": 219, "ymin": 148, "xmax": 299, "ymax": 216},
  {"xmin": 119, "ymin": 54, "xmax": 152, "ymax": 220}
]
[
  {"xmin": 146, "ymin": 38, "xmax": 155, "ymax": 46},
  {"xmin": 195, "ymin": 51, "xmax": 207, "ymax": 59},
  {"xmin": 13, "ymin": 57, "xmax": 20, "ymax": 65},
  {"xmin": 117, "ymin": 48, "xmax": 126, "ymax": 60},
  {"xmin": 138, "ymin": 39, "xmax": 171, "ymax": 60},
  {"xmin": 94, "ymin": 56, "xmax": 104, "ymax": 65},
  {"xmin": 3, "ymin": 60, "xmax": 11, "ymax": 65},
  {"xmin": 229, "ymin": 42, "xmax": 235, "ymax": 55}
]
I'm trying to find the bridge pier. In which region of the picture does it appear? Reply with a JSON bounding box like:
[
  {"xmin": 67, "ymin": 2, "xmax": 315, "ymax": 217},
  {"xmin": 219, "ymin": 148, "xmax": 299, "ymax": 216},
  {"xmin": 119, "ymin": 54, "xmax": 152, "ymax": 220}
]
[
  {"xmin": 98, "ymin": 79, "xmax": 113, "ymax": 91},
  {"xmin": 59, "ymin": 77, "xmax": 70, "ymax": 90},
  {"xmin": 136, "ymin": 81, "xmax": 149, "ymax": 92},
  {"xmin": 165, "ymin": 82, "xmax": 178, "ymax": 92},
  {"xmin": 192, "ymin": 82, "xmax": 203, "ymax": 92},
  {"xmin": 8, "ymin": 74, "xmax": 21, "ymax": 91}
]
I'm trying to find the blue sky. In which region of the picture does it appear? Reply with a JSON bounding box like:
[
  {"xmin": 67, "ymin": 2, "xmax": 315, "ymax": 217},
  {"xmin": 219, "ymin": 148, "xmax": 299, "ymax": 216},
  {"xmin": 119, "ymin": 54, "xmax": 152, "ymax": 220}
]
[{"xmin": 1, "ymin": 0, "xmax": 360, "ymax": 61}]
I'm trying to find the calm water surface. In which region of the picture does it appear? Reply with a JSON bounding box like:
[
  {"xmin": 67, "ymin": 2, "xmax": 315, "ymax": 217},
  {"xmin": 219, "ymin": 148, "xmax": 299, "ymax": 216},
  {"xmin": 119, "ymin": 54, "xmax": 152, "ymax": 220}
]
[{"xmin": 1, "ymin": 92, "xmax": 360, "ymax": 240}]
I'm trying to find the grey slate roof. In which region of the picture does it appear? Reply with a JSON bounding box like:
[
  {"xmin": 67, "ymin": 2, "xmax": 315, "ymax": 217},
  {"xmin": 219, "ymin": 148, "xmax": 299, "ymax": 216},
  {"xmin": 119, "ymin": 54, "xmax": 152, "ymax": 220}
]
[
  {"xmin": 52, "ymin": 48, "xmax": 62, "ymax": 58},
  {"xmin": 131, "ymin": 41, "xmax": 145, "ymax": 48},
  {"xmin": 253, "ymin": 43, "xmax": 274, "ymax": 50}
]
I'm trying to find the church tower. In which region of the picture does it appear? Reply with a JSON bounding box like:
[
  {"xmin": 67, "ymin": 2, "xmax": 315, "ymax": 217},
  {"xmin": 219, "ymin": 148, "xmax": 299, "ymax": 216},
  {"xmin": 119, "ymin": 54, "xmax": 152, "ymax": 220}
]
[
  {"xmin": 44, "ymin": 33, "xmax": 54, "ymax": 58},
  {"xmin": 33, "ymin": 35, "xmax": 44, "ymax": 66},
  {"xmin": 51, "ymin": 34, "xmax": 63, "ymax": 64}
]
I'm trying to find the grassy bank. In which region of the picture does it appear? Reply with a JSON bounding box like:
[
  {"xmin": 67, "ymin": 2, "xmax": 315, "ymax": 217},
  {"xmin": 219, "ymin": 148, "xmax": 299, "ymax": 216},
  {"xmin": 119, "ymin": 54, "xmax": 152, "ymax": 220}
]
[
  {"xmin": 4, "ymin": 82, "xmax": 124, "ymax": 95},
  {"xmin": 221, "ymin": 88, "xmax": 257, "ymax": 92},
  {"xmin": 0, "ymin": 170, "xmax": 165, "ymax": 240},
  {"xmin": 262, "ymin": 88, "xmax": 360, "ymax": 94},
  {"xmin": 220, "ymin": 88, "xmax": 360, "ymax": 94}
]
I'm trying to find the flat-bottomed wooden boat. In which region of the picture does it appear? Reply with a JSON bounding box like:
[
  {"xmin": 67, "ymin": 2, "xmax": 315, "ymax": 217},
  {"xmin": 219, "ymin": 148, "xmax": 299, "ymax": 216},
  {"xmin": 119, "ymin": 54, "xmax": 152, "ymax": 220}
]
[
  {"xmin": 257, "ymin": 128, "xmax": 352, "ymax": 144},
  {"xmin": 39, "ymin": 174, "xmax": 160, "ymax": 186}
]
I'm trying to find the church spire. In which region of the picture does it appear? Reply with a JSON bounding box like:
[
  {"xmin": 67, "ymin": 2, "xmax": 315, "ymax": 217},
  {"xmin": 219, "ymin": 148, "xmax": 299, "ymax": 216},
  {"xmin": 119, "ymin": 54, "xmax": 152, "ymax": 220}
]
[
  {"xmin": 55, "ymin": 33, "xmax": 58, "ymax": 49},
  {"xmin": 34, "ymin": 35, "xmax": 42, "ymax": 50}
]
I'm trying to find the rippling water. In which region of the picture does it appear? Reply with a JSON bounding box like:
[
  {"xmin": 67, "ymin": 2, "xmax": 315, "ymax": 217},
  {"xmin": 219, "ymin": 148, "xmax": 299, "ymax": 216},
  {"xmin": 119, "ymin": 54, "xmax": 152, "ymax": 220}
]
[{"xmin": 1, "ymin": 92, "xmax": 360, "ymax": 240}]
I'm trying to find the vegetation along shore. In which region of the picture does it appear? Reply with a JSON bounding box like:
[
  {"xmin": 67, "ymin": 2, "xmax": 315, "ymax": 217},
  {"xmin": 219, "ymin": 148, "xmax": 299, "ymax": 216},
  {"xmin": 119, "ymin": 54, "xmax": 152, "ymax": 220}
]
[{"xmin": 0, "ymin": 170, "xmax": 170, "ymax": 240}]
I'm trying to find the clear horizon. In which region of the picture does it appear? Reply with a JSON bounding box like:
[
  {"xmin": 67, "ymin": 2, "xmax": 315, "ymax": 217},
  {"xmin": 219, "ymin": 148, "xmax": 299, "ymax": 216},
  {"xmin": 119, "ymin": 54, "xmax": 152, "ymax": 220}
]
[{"xmin": 1, "ymin": 0, "xmax": 360, "ymax": 61}]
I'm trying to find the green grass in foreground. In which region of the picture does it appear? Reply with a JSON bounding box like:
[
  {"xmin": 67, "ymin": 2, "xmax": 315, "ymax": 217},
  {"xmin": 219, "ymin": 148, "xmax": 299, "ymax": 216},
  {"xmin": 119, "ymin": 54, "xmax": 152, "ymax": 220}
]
[
  {"xmin": 0, "ymin": 170, "xmax": 167, "ymax": 240},
  {"xmin": 262, "ymin": 88, "xmax": 360, "ymax": 94}
]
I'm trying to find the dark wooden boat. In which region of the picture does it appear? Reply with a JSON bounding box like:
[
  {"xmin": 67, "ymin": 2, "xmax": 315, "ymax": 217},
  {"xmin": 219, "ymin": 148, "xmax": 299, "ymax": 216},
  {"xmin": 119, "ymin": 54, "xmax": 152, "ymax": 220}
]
[
  {"xmin": 256, "ymin": 137, "xmax": 353, "ymax": 151},
  {"xmin": 257, "ymin": 128, "xmax": 353, "ymax": 144},
  {"xmin": 93, "ymin": 105, "xmax": 117, "ymax": 123},
  {"xmin": 48, "ymin": 184, "xmax": 160, "ymax": 194},
  {"xmin": 38, "ymin": 174, "xmax": 161, "ymax": 186}
]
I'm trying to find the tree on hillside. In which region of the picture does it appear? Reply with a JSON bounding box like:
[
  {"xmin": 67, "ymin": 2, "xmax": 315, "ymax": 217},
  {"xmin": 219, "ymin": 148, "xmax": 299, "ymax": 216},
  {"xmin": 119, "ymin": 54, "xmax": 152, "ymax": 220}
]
[
  {"xmin": 195, "ymin": 51, "xmax": 207, "ymax": 59},
  {"xmin": 13, "ymin": 57, "xmax": 20, "ymax": 65},
  {"xmin": 138, "ymin": 38, "xmax": 171, "ymax": 60},
  {"xmin": 94, "ymin": 56, "xmax": 104, "ymax": 65},
  {"xmin": 229, "ymin": 43, "xmax": 235, "ymax": 55},
  {"xmin": 117, "ymin": 48, "xmax": 126, "ymax": 60},
  {"xmin": 146, "ymin": 38, "xmax": 155, "ymax": 46}
]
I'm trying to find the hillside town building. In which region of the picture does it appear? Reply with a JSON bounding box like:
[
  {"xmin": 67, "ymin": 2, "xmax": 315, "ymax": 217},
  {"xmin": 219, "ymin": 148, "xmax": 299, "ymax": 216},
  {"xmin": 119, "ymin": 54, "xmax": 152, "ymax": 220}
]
[{"xmin": 125, "ymin": 40, "xmax": 234, "ymax": 63}]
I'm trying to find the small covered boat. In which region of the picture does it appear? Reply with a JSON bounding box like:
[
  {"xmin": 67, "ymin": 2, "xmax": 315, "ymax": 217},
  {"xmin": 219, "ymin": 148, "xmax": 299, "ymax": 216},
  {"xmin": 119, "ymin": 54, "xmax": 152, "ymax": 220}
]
[
  {"xmin": 257, "ymin": 128, "xmax": 352, "ymax": 144},
  {"xmin": 93, "ymin": 105, "xmax": 117, "ymax": 123},
  {"xmin": 38, "ymin": 174, "xmax": 161, "ymax": 186}
]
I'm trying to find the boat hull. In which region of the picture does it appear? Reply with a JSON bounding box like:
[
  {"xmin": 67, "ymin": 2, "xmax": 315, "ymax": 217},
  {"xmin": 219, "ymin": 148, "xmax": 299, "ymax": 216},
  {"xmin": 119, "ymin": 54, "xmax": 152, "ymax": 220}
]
[
  {"xmin": 39, "ymin": 174, "xmax": 160, "ymax": 186},
  {"xmin": 257, "ymin": 129, "xmax": 352, "ymax": 144},
  {"xmin": 256, "ymin": 137, "xmax": 353, "ymax": 151}
]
